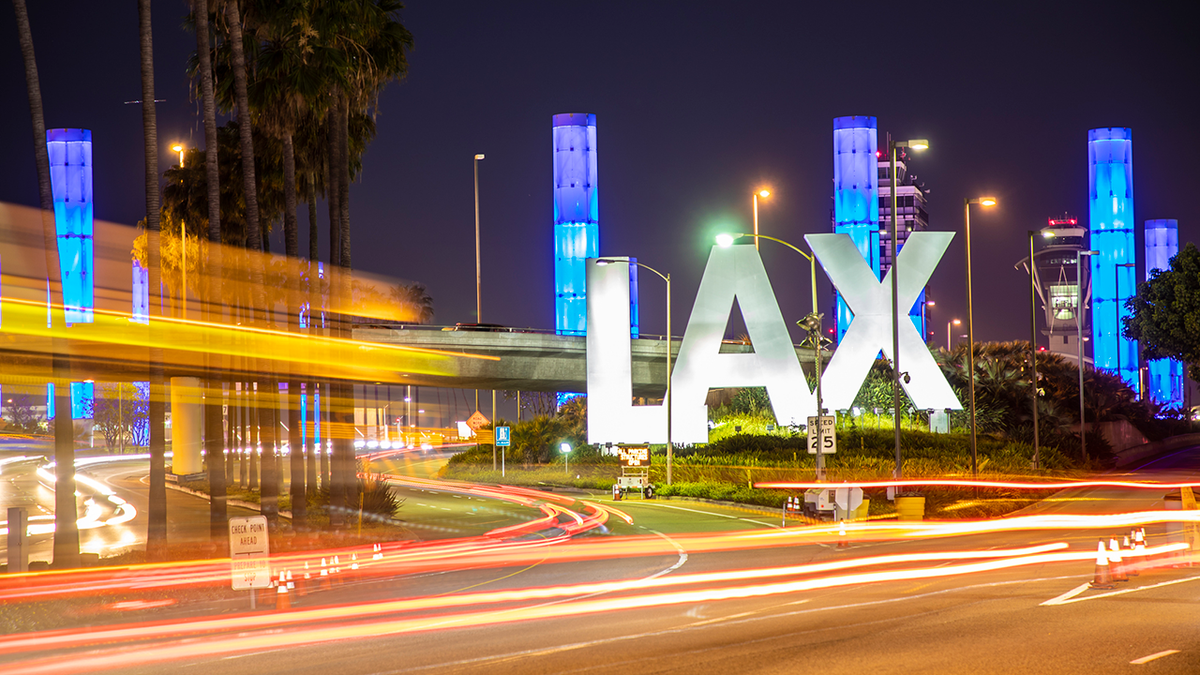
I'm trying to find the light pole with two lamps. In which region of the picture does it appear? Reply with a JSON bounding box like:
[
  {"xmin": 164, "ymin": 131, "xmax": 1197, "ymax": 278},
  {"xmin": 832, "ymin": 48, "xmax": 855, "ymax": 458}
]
[
  {"xmin": 595, "ymin": 258, "xmax": 674, "ymax": 484},
  {"xmin": 887, "ymin": 137, "xmax": 929, "ymax": 479},
  {"xmin": 963, "ymin": 195, "xmax": 998, "ymax": 480}
]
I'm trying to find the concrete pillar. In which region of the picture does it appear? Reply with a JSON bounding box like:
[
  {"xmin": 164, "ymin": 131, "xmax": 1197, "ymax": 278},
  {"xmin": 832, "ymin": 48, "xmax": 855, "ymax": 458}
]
[
  {"xmin": 7, "ymin": 507, "xmax": 28, "ymax": 572},
  {"xmin": 170, "ymin": 377, "xmax": 203, "ymax": 475}
]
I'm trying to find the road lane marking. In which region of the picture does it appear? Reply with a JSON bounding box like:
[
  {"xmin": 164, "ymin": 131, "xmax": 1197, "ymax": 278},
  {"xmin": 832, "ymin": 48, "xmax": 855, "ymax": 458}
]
[
  {"xmin": 1040, "ymin": 574, "xmax": 1200, "ymax": 606},
  {"xmin": 1039, "ymin": 582, "xmax": 1089, "ymax": 606},
  {"xmin": 1131, "ymin": 650, "xmax": 1180, "ymax": 664},
  {"xmin": 379, "ymin": 575, "xmax": 1084, "ymax": 674},
  {"xmin": 626, "ymin": 502, "xmax": 780, "ymax": 528}
]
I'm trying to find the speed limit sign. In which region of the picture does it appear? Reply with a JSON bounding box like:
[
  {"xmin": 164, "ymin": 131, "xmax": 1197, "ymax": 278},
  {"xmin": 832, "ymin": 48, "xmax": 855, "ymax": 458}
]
[{"xmin": 806, "ymin": 416, "xmax": 837, "ymax": 455}]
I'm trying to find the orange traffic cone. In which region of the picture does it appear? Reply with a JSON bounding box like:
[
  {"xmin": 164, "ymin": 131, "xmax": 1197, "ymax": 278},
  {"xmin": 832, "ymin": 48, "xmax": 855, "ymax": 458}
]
[
  {"xmin": 837, "ymin": 521, "xmax": 849, "ymax": 548},
  {"xmin": 372, "ymin": 543, "xmax": 383, "ymax": 561},
  {"xmin": 1090, "ymin": 540, "xmax": 1114, "ymax": 589},
  {"xmin": 319, "ymin": 557, "xmax": 331, "ymax": 590},
  {"xmin": 1133, "ymin": 528, "xmax": 1147, "ymax": 567},
  {"xmin": 299, "ymin": 561, "xmax": 310, "ymax": 597},
  {"xmin": 276, "ymin": 572, "xmax": 291, "ymax": 610},
  {"xmin": 1108, "ymin": 538, "xmax": 1128, "ymax": 582},
  {"xmin": 1123, "ymin": 535, "xmax": 1139, "ymax": 576}
]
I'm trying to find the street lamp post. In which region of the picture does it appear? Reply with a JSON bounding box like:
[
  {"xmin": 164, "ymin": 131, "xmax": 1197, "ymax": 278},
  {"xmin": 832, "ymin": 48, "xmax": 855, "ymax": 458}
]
[
  {"xmin": 1076, "ymin": 250, "xmax": 1099, "ymax": 463},
  {"xmin": 561, "ymin": 442, "xmax": 571, "ymax": 475},
  {"xmin": 473, "ymin": 153, "xmax": 485, "ymax": 421},
  {"xmin": 963, "ymin": 196, "xmax": 997, "ymax": 480},
  {"xmin": 799, "ymin": 312, "xmax": 827, "ymax": 480},
  {"xmin": 596, "ymin": 258, "xmax": 673, "ymax": 483},
  {"xmin": 888, "ymin": 137, "xmax": 929, "ymax": 479},
  {"xmin": 1115, "ymin": 262, "xmax": 1137, "ymax": 385},
  {"xmin": 751, "ymin": 189, "xmax": 770, "ymax": 251},
  {"xmin": 946, "ymin": 319, "xmax": 961, "ymax": 351},
  {"xmin": 1026, "ymin": 230, "xmax": 1042, "ymax": 469},
  {"xmin": 716, "ymin": 233, "xmax": 818, "ymax": 317},
  {"xmin": 172, "ymin": 143, "xmax": 187, "ymax": 319}
]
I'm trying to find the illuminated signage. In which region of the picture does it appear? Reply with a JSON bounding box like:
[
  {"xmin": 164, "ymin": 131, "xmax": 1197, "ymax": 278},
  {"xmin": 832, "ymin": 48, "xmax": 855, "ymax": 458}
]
[
  {"xmin": 617, "ymin": 445, "xmax": 650, "ymax": 468},
  {"xmin": 587, "ymin": 234, "xmax": 961, "ymax": 445}
]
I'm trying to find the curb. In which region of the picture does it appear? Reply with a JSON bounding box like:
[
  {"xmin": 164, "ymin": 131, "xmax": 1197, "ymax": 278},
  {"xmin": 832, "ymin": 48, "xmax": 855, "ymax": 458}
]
[{"xmin": 165, "ymin": 481, "xmax": 292, "ymax": 520}]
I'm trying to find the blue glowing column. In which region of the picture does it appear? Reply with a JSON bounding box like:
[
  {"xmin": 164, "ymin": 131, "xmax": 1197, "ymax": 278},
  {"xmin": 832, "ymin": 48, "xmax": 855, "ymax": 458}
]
[
  {"xmin": 553, "ymin": 113, "xmax": 601, "ymax": 336},
  {"xmin": 1087, "ymin": 127, "xmax": 1137, "ymax": 388},
  {"xmin": 1145, "ymin": 219, "xmax": 1183, "ymax": 407},
  {"xmin": 46, "ymin": 129, "xmax": 94, "ymax": 324},
  {"xmin": 832, "ymin": 116, "xmax": 879, "ymax": 343}
]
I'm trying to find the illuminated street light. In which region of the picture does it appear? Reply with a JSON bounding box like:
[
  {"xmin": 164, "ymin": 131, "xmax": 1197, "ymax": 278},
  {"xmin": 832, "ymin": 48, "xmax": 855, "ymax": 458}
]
[
  {"xmin": 597, "ymin": 258, "xmax": 674, "ymax": 483},
  {"xmin": 560, "ymin": 442, "xmax": 572, "ymax": 475},
  {"xmin": 171, "ymin": 143, "xmax": 184, "ymax": 167},
  {"xmin": 751, "ymin": 189, "xmax": 771, "ymax": 251},
  {"xmin": 964, "ymin": 196, "xmax": 998, "ymax": 479},
  {"xmin": 716, "ymin": 233, "xmax": 818, "ymax": 317},
  {"xmin": 888, "ymin": 137, "xmax": 929, "ymax": 479},
  {"xmin": 947, "ymin": 319, "xmax": 961, "ymax": 351}
]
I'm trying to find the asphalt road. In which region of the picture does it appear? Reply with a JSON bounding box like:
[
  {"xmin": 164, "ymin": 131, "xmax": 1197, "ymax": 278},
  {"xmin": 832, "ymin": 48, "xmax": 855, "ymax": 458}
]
[{"xmin": 2, "ymin": 444, "xmax": 1197, "ymax": 673}]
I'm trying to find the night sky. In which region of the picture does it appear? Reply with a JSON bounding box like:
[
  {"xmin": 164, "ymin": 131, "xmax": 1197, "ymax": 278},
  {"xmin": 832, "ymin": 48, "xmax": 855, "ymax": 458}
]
[{"xmin": 3, "ymin": 1, "xmax": 1197, "ymax": 348}]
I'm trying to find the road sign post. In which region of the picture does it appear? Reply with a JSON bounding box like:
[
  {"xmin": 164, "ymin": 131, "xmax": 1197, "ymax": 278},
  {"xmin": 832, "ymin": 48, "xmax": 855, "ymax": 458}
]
[
  {"xmin": 496, "ymin": 426, "xmax": 510, "ymax": 477},
  {"xmin": 229, "ymin": 515, "xmax": 271, "ymax": 608},
  {"xmin": 807, "ymin": 415, "xmax": 837, "ymax": 457}
]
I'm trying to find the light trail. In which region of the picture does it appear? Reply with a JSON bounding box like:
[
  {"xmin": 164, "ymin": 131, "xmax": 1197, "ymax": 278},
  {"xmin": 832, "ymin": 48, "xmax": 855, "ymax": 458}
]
[
  {"xmin": 0, "ymin": 542, "xmax": 1188, "ymax": 675},
  {"xmin": 756, "ymin": 479, "xmax": 1200, "ymax": 490}
]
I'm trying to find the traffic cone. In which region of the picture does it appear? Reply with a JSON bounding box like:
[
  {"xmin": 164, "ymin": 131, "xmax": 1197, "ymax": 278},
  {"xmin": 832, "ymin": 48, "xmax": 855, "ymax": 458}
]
[
  {"xmin": 1134, "ymin": 528, "xmax": 1147, "ymax": 567},
  {"xmin": 276, "ymin": 572, "xmax": 291, "ymax": 610},
  {"xmin": 299, "ymin": 562, "xmax": 311, "ymax": 597},
  {"xmin": 1090, "ymin": 540, "xmax": 1114, "ymax": 589},
  {"xmin": 372, "ymin": 543, "xmax": 383, "ymax": 561},
  {"xmin": 319, "ymin": 557, "xmax": 331, "ymax": 590},
  {"xmin": 286, "ymin": 569, "xmax": 295, "ymax": 591},
  {"xmin": 1124, "ymin": 535, "xmax": 1139, "ymax": 576},
  {"xmin": 333, "ymin": 555, "xmax": 342, "ymax": 585},
  {"xmin": 838, "ymin": 521, "xmax": 849, "ymax": 548},
  {"xmin": 1108, "ymin": 538, "xmax": 1128, "ymax": 582}
]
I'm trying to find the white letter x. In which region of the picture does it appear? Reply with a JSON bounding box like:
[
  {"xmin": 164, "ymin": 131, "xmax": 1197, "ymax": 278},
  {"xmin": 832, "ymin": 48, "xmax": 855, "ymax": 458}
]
[{"xmin": 805, "ymin": 232, "xmax": 962, "ymax": 412}]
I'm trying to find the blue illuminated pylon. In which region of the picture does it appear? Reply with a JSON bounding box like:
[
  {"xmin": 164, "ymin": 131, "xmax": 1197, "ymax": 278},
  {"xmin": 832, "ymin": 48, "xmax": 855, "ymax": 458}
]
[
  {"xmin": 46, "ymin": 129, "xmax": 94, "ymax": 325},
  {"xmin": 832, "ymin": 116, "xmax": 879, "ymax": 343},
  {"xmin": 1144, "ymin": 219, "xmax": 1183, "ymax": 408},
  {"xmin": 1087, "ymin": 128, "xmax": 1137, "ymax": 389},
  {"xmin": 553, "ymin": 113, "xmax": 602, "ymax": 337}
]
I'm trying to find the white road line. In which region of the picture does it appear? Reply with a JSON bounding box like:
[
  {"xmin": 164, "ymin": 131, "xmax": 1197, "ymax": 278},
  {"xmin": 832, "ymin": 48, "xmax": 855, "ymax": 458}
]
[
  {"xmin": 630, "ymin": 502, "xmax": 779, "ymax": 528},
  {"xmin": 1130, "ymin": 649, "xmax": 1180, "ymax": 665},
  {"xmin": 1039, "ymin": 582, "xmax": 1090, "ymax": 606},
  {"xmin": 1041, "ymin": 575, "xmax": 1200, "ymax": 606}
]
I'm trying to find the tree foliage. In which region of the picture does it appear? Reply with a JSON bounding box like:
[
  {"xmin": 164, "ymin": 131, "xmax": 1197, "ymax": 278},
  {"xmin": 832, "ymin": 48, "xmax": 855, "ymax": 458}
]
[{"xmin": 1124, "ymin": 242, "xmax": 1200, "ymax": 380}]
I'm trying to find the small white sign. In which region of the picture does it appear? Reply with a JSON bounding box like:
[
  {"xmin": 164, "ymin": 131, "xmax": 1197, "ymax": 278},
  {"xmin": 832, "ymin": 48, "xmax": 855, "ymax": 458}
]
[
  {"xmin": 834, "ymin": 487, "xmax": 863, "ymax": 512},
  {"xmin": 229, "ymin": 515, "xmax": 271, "ymax": 590},
  {"xmin": 806, "ymin": 415, "xmax": 837, "ymax": 455}
]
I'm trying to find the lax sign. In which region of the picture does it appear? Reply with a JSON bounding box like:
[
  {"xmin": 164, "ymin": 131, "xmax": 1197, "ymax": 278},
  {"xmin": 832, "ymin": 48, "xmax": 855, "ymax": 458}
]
[{"xmin": 587, "ymin": 233, "xmax": 962, "ymax": 445}]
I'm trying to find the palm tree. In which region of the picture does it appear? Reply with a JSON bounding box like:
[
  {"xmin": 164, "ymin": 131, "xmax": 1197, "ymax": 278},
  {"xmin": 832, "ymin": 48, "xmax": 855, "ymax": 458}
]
[
  {"xmin": 138, "ymin": 0, "xmax": 169, "ymax": 560},
  {"xmin": 192, "ymin": 0, "xmax": 231, "ymax": 544},
  {"xmin": 388, "ymin": 283, "xmax": 434, "ymax": 324},
  {"xmin": 12, "ymin": 0, "xmax": 80, "ymax": 569}
]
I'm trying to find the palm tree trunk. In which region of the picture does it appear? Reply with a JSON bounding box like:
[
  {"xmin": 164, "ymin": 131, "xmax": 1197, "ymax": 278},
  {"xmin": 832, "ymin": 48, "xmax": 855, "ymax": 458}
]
[
  {"xmin": 138, "ymin": 0, "xmax": 168, "ymax": 561},
  {"xmin": 337, "ymin": 97, "xmax": 351, "ymax": 271},
  {"xmin": 307, "ymin": 177, "xmax": 319, "ymax": 262},
  {"xmin": 194, "ymin": 0, "xmax": 228, "ymax": 548},
  {"xmin": 225, "ymin": 0, "xmax": 261, "ymax": 254},
  {"xmin": 326, "ymin": 118, "xmax": 341, "ymax": 268},
  {"xmin": 13, "ymin": 0, "xmax": 80, "ymax": 570}
]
